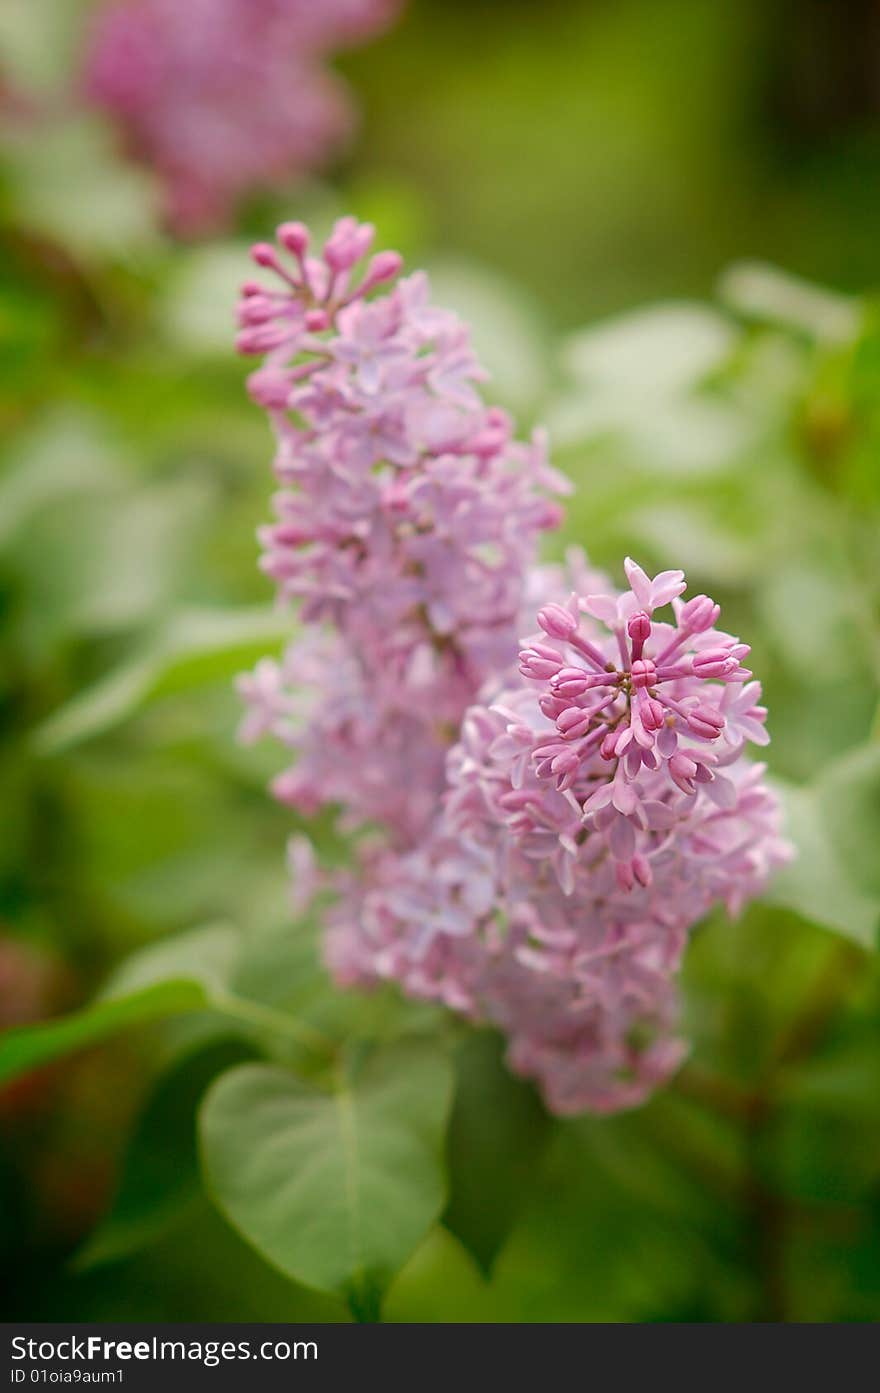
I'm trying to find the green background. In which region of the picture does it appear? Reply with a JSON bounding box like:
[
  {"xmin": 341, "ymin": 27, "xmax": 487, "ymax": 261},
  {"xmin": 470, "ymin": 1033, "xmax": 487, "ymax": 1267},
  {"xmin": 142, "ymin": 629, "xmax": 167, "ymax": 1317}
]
[{"xmin": 1, "ymin": 0, "xmax": 879, "ymax": 1322}]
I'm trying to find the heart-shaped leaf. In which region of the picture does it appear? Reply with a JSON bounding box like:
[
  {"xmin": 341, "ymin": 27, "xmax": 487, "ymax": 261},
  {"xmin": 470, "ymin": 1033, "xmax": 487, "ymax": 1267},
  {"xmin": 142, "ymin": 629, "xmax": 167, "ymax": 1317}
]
[
  {"xmin": 200, "ymin": 1045, "xmax": 453, "ymax": 1304},
  {"xmin": 768, "ymin": 776, "xmax": 880, "ymax": 949}
]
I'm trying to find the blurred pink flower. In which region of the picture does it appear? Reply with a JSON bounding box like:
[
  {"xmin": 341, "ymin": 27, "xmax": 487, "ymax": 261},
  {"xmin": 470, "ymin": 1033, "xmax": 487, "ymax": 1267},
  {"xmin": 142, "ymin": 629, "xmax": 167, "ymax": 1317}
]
[{"xmin": 84, "ymin": 0, "xmax": 403, "ymax": 235}]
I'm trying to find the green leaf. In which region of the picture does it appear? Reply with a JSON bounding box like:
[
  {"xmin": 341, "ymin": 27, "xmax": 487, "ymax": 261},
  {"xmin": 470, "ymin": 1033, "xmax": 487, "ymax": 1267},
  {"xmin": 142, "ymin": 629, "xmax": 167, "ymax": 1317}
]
[
  {"xmin": 75, "ymin": 1040, "xmax": 255, "ymax": 1271},
  {"xmin": 7, "ymin": 476, "xmax": 214, "ymax": 643},
  {"xmin": 0, "ymin": 0, "xmax": 83, "ymax": 94},
  {"xmin": 101, "ymin": 922, "xmax": 332, "ymax": 1055},
  {"xmin": 425, "ymin": 259, "xmax": 549, "ymax": 408},
  {"xmin": 3, "ymin": 115, "xmax": 160, "ymax": 260},
  {"xmin": 228, "ymin": 921, "xmax": 326, "ymax": 1014},
  {"xmin": 0, "ymin": 927, "xmax": 231, "ymax": 1088},
  {"xmin": 101, "ymin": 923, "xmax": 241, "ymax": 1003},
  {"xmin": 767, "ymin": 781, "xmax": 880, "ymax": 949},
  {"xmin": 0, "ymin": 410, "xmax": 121, "ymax": 549},
  {"xmin": 817, "ymin": 744, "xmax": 880, "ymax": 901},
  {"xmin": 32, "ymin": 606, "xmax": 292, "ymax": 754},
  {"xmin": 718, "ymin": 262, "xmax": 858, "ymax": 344},
  {"xmin": 548, "ymin": 304, "xmax": 750, "ymax": 475},
  {"xmin": 0, "ymin": 922, "xmax": 329, "ymax": 1086},
  {"xmin": 758, "ymin": 562, "xmax": 862, "ymax": 677},
  {"xmin": 0, "ymin": 981, "xmax": 210, "ymax": 1087},
  {"xmin": 444, "ymin": 1031, "xmax": 552, "ymax": 1273},
  {"xmin": 200, "ymin": 1045, "xmax": 454, "ymax": 1301},
  {"xmin": 158, "ymin": 242, "xmax": 254, "ymax": 357},
  {"xmin": 561, "ymin": 302, "xmax": 735, "ymax": 394}
]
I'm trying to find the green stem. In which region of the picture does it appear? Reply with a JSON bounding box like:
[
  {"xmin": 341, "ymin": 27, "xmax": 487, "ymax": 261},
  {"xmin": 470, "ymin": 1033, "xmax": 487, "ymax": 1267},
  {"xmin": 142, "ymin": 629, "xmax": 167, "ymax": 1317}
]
[
  {"xmin": 674, "ymin": 1062, "xmax": 757, "ymax": 1124},
  {"xmin": 346, "ymin": 1279, "xmax": 382, "ymax": 1323},
  {"xmin": 211, "ymin": 991, "xmax": 334, "ymax": 1056}
]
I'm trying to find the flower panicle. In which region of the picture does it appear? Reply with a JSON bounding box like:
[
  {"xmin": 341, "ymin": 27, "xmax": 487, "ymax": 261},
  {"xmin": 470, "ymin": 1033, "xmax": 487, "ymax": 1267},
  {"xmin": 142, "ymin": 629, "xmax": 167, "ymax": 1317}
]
[
  {"xmin": 237, "ymin": 217, "xmax": 566, "ymax": 841},
  {"xmin": 327, "ymin": 560, "xmax": 790, "ymax": 1114},
  {"xmin": 236, "ymin": 220, "xmax": 792, "ymax": 1117}
]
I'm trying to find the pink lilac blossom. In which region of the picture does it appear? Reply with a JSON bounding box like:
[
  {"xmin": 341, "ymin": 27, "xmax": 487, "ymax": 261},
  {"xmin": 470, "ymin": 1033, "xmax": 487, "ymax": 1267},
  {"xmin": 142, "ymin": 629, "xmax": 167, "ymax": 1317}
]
[
  {"xmin": 235, "ymin": 217, "xmax": 568, "ymax": 843},
  {"xmin": 237, "ymin": 218, "xmax": 790, "ymax": 1114},
  {"xmin": 84, "ymin": 0, "xmax": 402, "ymax": 235},
  {"xmin": 325, "ymin": 561, "xmax": 790, "ymax": 1113}
]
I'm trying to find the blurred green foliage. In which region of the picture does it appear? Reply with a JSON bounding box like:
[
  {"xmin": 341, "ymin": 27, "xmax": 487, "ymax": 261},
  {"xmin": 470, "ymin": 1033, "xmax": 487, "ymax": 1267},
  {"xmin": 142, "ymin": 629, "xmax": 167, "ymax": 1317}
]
[{"xmin": 1, "ymin": 0, "xmax": 879, "ymax": 1324}]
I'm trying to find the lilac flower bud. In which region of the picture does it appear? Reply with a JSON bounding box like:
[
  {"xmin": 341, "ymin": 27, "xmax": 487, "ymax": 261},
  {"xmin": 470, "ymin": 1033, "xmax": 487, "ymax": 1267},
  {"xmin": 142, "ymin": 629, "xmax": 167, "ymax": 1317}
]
[
  {"xmin": 557, "ymin": 707, "xmax": 593, "ymax": 740},
  {"xmin": 324, "ymin": 217, "xmax": 375, "ymax": 272},
  {"xmin": 641, "ymin": 697, "xmax": 665, "ymax": 731},
  {"xmin": 600, "ymin": 731, "xmax": 619, "ymax": 760},
  {"xmin": 238, "ymin": 294, "xmax": 277, "ymax": 327},
  {"xmin": 686, "ymin": 704, "xmax": 725, "ymax": 739},
  {"xmin": 358, "ymin": 251, "xmax": 404, "ymax": 296},
  {"xmin": 692, "ymin": 650, "xmax": 738, "ymax": 678},
  {"xmin": 615, "ymin": 860, "xmax": 636, "ymax": 892},
  {"xmin": 236, "ymin": 324, "xmax": 290, "ymax": 355},
  {"xmin": 551, "ymin": 667, "xmax": 592, "ymax": 697},
  {"xmin": 246, "ymin": 367, "xmax": 293, "ymax": 410},
  {"xmin": 539, "ymin": 694, "xmax": 568, "ymax": 720},
  {"xmin": 538, "ymin": 603, "xmax": 578, "ymax": 639},
  {"xmin": 627, "ymin": 611, "xmax": 651, "ymax": 642},
  {"xmin": 679, "ymin": 593, "xmax": 720, "ymax": 632},
  {"xmin": 278, "ymin": 222, "xmax": 310, "ymax": 258},
  {"xmin": 631, "ymin": 657, "xmax": 657, "ymax": 689},
  {"xmin": 251, "ymin": 242, "xmax": 284, "ymax": 271},
  {"xmin": 669, "ymin": 752, "xmax": 698, "ymax": 793},
  {"xmin": 632, "ymin": 854, "xmax": 652, "ymax": 888},
  {"xmin": 519, "ymin": 646, "xmax": 564, "ymax": 680},
  {"xmin": 550, "ymin": 748, "xmax": 581, "ymax": 778}
]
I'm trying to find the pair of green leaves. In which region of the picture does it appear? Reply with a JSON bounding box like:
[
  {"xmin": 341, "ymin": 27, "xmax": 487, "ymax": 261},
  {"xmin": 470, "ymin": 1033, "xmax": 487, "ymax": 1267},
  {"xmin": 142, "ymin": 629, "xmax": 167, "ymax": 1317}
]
[{"xmin": 12, "ymin": 745, "xmax": 874, "ymax": 1306}]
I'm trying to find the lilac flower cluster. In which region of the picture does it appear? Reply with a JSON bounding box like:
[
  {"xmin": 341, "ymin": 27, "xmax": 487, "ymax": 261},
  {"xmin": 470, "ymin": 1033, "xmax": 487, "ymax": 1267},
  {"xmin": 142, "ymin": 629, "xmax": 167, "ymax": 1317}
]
[
  {"xmin": 238, "ymin": 219, "xmax": 791, "ymax": 1114},
  {"xmin": 324, "ymin": 561, "xmax": 789, "ymax": 1113},
  {"xmin": 236, "ymin": 218, "xmax": 567, "ymax": 842},
  {"xmin": 84, "ymin": 0, "xmax": 402, "ymax": 235}
]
